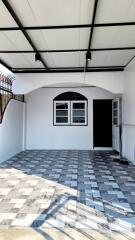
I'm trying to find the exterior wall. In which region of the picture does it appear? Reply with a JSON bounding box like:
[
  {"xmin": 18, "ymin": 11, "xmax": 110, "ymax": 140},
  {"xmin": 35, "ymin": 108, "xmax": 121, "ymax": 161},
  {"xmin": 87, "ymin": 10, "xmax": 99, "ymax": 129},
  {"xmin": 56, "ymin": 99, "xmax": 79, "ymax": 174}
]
[
  {"xmin": 14, "ymin": 72, "xmax": 124, "ymax": 94},
  {"xmin": 25, "ymin": 87, "xmax": 115, "ymax": 150},
  {"xmin": 0, "ymin": 63, "xmax": 134, "ymax": 161},
  {"xmin": 0, "ymin": 100, "xmax": 25, "ymax": 163},
  {"xmin": 122, "ymin": 58, "xmax": 135, "ymax": 163}
]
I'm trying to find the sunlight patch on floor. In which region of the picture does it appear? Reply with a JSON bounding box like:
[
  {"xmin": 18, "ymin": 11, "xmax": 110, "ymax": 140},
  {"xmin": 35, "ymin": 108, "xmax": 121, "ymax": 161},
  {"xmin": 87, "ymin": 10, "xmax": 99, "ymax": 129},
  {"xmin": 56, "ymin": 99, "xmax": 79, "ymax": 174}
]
[{"xmin": 1, "ymin": 227, "xmax": 134, "ymax": 240}]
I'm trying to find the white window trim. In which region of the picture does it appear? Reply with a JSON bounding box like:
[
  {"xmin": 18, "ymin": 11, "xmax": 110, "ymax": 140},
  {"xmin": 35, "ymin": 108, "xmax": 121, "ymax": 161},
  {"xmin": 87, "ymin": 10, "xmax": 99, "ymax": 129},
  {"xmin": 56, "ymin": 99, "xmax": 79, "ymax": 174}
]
[
  {"xmin": 71, "ymin": 100, "xmax": 87, "ymax": 125},
  {"xmin": 54, "ymin": 101, "xmax": 70, "ymax": 125}
]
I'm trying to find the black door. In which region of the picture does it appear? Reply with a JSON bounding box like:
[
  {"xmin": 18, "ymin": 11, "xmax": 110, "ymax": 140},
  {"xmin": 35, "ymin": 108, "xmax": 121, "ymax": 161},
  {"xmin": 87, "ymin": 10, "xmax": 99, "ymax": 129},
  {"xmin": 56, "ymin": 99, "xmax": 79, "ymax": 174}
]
[{"xmin": 93, "ymin": 100, "xmax": 112, "ymax": 148}]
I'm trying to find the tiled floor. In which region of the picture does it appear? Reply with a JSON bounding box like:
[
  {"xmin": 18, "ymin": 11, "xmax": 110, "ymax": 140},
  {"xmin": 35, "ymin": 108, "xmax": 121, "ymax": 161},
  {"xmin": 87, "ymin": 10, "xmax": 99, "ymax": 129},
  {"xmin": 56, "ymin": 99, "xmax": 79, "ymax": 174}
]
[{"xmin": 0, "ymin": 150, "xmax": 135, "ymax": 239}]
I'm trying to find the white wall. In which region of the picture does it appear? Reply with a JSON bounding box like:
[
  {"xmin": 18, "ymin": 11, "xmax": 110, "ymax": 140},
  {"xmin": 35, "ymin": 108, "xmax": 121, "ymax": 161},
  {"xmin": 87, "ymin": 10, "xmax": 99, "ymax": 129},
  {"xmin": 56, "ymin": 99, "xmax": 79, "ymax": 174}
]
[
  {"xmin": 0, "ymin": 100, "xmax": 25, "ymax": 163},
  {"xmin": 122, "ymin": 58, "xmax": 135, "ymax": 163},
  {"xmin": 14, "ymin": 71, "xmax": 124, "ymax": 94},
  {"xmin": 1, "ymin": 64, "xmax": 135, "ymax": 161},
  {"xmin": 26, "ymin": 87, "xmax": 115, "ymax": 150}
]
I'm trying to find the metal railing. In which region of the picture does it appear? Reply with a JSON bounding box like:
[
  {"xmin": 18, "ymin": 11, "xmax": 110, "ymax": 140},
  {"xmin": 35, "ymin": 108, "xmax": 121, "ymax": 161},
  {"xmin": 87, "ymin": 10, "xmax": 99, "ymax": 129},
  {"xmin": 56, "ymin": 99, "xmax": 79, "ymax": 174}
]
[
  {"xmin": 0, "ymin": 71, "xmax": 24, "ymax": 123},
  {"xmin": 0, "ymin": 75, "xmax": 13, "ymax": 123}
]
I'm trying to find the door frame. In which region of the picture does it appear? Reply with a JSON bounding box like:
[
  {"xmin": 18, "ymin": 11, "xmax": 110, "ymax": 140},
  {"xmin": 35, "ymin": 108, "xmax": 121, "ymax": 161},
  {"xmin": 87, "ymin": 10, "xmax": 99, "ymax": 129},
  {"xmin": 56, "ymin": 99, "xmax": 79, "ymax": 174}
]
[{"xmin": 112, "ymin": 97, "xmax": 121, "ymax": 153}]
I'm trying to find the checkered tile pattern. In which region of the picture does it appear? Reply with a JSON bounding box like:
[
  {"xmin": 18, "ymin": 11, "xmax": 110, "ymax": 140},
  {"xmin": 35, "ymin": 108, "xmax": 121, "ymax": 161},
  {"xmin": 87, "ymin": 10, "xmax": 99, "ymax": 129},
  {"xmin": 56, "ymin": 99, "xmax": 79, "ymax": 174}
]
[{"xmin": 0, "ymin": 150, "xmax": 135, "ymax": 237}]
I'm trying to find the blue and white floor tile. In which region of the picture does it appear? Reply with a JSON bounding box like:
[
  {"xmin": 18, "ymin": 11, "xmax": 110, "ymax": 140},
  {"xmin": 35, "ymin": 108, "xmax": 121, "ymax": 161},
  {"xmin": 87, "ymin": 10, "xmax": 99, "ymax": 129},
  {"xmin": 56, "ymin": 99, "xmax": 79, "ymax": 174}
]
[{"xmin": 0, "ymin": 150, "xmax": 135, "ymax": 239}]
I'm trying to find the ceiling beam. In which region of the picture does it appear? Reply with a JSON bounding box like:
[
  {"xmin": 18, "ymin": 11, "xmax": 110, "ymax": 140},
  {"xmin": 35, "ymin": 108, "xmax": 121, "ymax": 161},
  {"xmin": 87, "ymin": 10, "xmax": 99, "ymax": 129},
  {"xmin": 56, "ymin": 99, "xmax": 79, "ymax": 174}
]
[
  {"xmin": 86, "ymin": 0, "xmax": 99, "ymax": 68},
  {"xmin": 0, "ymin": 47, "xmax": 134, "ymax": 54},
  {"xmin": 12, "ymin": 66, "xmax": 124, "ymax": 73},
  {"xmin": 2, "ymin": 0, "xmax": 48, "ymax": 70},
  {"xmin": 88, "ymin": 0, "xmax": 99, "ymax": 50},
  {"xmin": 0, "ymin": 22, "xmax": 135, "ymax": 31},
  {"xmin": 13, "ymin": 66, "xmax": 124, "ymax": 69},
  {"xmin": 13, "ymin": 69, "xmax": 124, "ymax": 73},
  {"xmin": 95, "ymin": 22, "xmax": 135, "ymax": 27},
  {"xmin": 0, "ymin": 49, "xmax": 87, "ymax": 53},
  {"xmin": 91, "ymin": 47, "xmax": 135, "ymax": 51},
  {"xmin": 125, "ymin": 55, "xmax": 135, "ymax": 67},
  {"xmin": 0, "ymin": 58, "xmax": 13, "ymax": 72}
]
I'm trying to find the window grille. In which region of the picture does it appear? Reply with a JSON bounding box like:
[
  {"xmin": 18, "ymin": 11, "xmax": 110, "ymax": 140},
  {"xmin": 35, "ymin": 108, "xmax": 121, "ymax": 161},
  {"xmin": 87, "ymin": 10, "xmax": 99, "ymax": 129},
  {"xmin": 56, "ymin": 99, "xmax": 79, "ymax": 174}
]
[{"xmin": 0, "ymin": 72, "xmax": 14, "ymax": 123}]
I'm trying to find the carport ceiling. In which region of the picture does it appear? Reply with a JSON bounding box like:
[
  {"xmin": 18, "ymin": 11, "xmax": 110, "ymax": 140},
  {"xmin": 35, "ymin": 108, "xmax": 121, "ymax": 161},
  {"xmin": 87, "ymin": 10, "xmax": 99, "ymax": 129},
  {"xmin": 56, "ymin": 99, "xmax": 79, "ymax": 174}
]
[{"xmin": 0, "ymin": 0, "xmax": 135, "ymax": 73}]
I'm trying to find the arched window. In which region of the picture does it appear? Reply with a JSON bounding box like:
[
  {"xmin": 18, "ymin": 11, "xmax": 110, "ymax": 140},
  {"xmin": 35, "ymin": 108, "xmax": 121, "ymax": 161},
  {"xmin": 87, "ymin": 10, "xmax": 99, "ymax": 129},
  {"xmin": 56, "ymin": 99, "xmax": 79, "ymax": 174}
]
[{"xmin": 53, "ymin": 91, "xmax": 88, "ymax": 126}]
